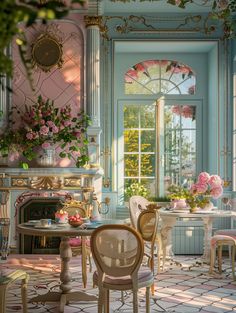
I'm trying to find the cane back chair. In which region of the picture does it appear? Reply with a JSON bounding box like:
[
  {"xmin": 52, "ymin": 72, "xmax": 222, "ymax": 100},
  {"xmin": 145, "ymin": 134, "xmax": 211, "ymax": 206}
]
[{"xmin": 91, "ymin": 224, "xmax": 154, "ymax": 313}]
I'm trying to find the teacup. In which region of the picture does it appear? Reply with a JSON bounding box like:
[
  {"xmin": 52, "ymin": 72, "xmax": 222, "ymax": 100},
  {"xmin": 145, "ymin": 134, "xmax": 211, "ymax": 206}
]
[{"xmin": 40, "ymin": 219, "xmax": 51, "ymax": 227}]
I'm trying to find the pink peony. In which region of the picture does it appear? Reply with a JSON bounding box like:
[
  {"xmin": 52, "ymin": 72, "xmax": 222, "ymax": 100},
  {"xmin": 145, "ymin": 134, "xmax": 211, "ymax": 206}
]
[
  {"xmin": 210, "ymin": 186, "xmax": 223, "ymax": 199},
  {"xmin": 195, "ymin": 182, "xmax": 208, "ymax": 194},
  {"xmin": 198, "ymin": 172, "xmax": 210, "ymax": 184},
  {"xmin": 208, "ymin": 175, "xmax": 223, "ymax": 187}
]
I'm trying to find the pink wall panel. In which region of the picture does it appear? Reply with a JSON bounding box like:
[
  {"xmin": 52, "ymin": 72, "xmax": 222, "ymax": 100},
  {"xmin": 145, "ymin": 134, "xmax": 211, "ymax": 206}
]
[{"xmin": 11, "ymin": 17, "xmax": 86, "ymax": 167}]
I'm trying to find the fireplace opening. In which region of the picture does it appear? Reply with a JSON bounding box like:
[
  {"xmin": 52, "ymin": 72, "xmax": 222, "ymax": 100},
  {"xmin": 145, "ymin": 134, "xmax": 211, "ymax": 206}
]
[{"xmin": 18, "ymin": 197, "xmax": 63, "ymax": 254}]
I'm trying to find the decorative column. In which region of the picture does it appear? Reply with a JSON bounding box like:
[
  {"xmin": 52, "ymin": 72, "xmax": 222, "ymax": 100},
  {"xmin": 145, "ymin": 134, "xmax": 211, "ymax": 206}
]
[{"xmin": 84, "ymin": 15, "xmax": 102, "ymax": 167}]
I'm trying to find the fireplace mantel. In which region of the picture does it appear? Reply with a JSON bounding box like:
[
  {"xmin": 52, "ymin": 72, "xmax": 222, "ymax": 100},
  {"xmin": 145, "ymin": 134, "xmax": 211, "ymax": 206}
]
[
  {"xmin": 0, "ymin": 167, "xmax": 104, "ymax": 190},
  {"xmin": 0, "ymin": 167, "xmax": 104, "ymax": 251}
]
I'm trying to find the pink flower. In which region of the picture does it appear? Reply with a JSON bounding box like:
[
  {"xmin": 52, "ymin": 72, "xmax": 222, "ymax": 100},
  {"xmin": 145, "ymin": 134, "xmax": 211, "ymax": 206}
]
[
  {"xmin": 47, "ymin": 121, "xmax": 55, "ymax": 127},
  {"xmin": 182, "ymin": 106, "xmax": 193, "ymax": 119},
  {"xmin": 171, "ymin": 105, "xmax": 182, "ymax": 115},
  {"xmin": 40, "ymin": 119, "xmax": 45, "ymax": 125},
  {"xmin": 195, "ymin": 182, "xmax": 208, "ymax": 194},
  {"xmin": 188, "ymin": 85, "xmax": 195, "ymax": 95},
  {"xmin": 42, "ymin": 142, "xmax": 50, "ymax": 149},
  {"xmin": 52, "ymin": 126, "xmax": 59, "ymax": 133},
  {"xmin": 26, "ymin": 132, "xmax": 34, "ymax": 140},
  {"xmin": 39, "ymin": 125, "xmax": 49, "ymax": 136},
  {"xmin": 198, "ymin": 172, "xmax": 210, "ymax": 184},
  {"xmin": 210, "ymin": 186, "xmax": 223, "ymax": 199},
  {"xmin": 208, "ymin": 175, "xmax": 223, "ymax": 187},
  {"xmin": 63, "ymin": 121, "xmax": 71, "ymax": 127}
]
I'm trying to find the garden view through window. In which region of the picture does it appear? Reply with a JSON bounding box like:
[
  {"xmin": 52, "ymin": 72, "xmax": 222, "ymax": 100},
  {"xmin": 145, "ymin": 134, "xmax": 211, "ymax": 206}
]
[{"xmin": 123, "ymin": 59, "xmax": 197, "ymax": 200}]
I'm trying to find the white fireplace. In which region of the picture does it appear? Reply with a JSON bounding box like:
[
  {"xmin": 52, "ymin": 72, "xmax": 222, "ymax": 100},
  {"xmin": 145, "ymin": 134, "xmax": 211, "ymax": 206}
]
[{"xmin": 0, "ymin": 167, "xmax": 103, "ymax": 251}]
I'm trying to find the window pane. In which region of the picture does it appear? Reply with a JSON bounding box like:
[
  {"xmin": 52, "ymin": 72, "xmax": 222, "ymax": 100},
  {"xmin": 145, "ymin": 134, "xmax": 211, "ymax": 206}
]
[
  {"xmin": 141, "ymin": 179, "xmax": 156, "ymax": 197},
  {"xmin": 181, "ymin": 130, "xmax": 196, "ymax": 154},
  {"xmin": 125, "ymin": 59, "xmax": 196, "ymax": 95},
  {"xmin": 165, "ymin": 106, "xmax": 181, "ymax": 129},
  {"xmin": 141, "ymin": 130, "xmax": 155, "ymax": 152},
  {"xmin": 141, "ymin": 154, "xmax": 155, "ymax": 176},
  {"xmin": 124, "ymin": 130, "xmax": 139, "ymax": 152},
  {"xmin": 124, "ymin": 154, "xmax": 138, "ymax": 177},
  {"xmin": 140, "ymin": 106, "xmax": 155, "ymax": 128},
  {"xmin": 181, "ymin": 106, "xmax": 196, "ymax": 128},
  {"xmin": 124, "ymin": 106, "xmax": 139, "ymax": 128}
]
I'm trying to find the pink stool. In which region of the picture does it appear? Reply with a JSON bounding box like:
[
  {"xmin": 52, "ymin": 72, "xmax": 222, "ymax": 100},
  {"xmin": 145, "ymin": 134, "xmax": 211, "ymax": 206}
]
[{"xmin": 209, "ymin": 234, "xmax": 236, "ymax": 280}]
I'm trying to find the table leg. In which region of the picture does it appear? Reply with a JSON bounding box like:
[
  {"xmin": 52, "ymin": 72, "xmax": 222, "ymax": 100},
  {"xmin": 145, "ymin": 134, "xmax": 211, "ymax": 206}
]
[
  {"xmin": 160, "ymin": 216, "xmax": 177, "ymax": 257},
  {"xmin": 30, "ymin": 236, "xmax": 97, "ymax": 312},
  {"xmin": 202, "ymin": 217, "xmax": 213, "ymax": 262}
]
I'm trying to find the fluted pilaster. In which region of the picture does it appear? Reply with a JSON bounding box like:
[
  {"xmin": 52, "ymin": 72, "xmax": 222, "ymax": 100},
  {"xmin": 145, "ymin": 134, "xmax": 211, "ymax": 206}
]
[{"xmin": 85, "ymin": 16, "xmax": 102, "ymax": 128}]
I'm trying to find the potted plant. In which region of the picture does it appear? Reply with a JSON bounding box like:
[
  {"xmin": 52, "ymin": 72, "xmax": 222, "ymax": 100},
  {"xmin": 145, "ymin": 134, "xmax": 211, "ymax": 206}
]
[
  {"xmin": 0, "ymin": 95, "xmax": 90, "ymax": 169},
  {"xmin": 124, "ymin": 182, "xmax": 149, "ymax": 205}
]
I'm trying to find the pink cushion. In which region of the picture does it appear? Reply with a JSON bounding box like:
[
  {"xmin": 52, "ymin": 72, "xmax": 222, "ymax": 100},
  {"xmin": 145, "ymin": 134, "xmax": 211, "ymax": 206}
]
[
  {"xmin": 69, "ymin": 237, "xmax": 90, "ymax": 247},
  {"xmin": 93, "ymin": 268, "xmax": 153, "ymax": 289},
  {"xmin": 210, "ymin": 234, "xmax": 236, "ymax": 247}
]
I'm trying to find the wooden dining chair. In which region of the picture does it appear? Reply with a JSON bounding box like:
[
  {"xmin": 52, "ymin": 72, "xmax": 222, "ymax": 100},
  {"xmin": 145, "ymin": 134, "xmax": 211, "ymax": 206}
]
[
  {"xmin": 0, "ymin": 270, "xmax": 29, "ymax": 313},
  {"xmin": 129, "ymin": 196, "xmax": 165, "ymax": 273},
  {"xmin": 91, "ymin": 224, "xmax": 154, "ymax": 313},
  {"xmin": 137, "ymin": 209, "xmax": 160, "ymax": 295},
  {"xmin": 129, "ymin": 196, "xmax": 149, "ymax": 229},
  {"xmin": 63, "ymin": 201, "xmax": 92, "ymax": 288}
]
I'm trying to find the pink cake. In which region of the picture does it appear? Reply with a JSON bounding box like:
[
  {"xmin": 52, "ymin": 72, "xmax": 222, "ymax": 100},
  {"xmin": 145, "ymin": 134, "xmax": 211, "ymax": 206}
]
[{"xmin": 55, "ymin": 210, "xmax": 68, "ymax": 224}]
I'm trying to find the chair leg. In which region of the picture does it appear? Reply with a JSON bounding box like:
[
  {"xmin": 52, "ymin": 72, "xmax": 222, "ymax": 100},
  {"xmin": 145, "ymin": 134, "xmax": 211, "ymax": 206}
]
[
  {"xmin": 133, "ymin": 290, "xmax": 139, "ymax": 313},
  {"xmin": 81, "ymin": 237, "xmax": 87, "ymax": 288},
  {"xmin": 146, "ymin": 286, "xmax": 150, "ymax": 313},
  {"xmin": 88, "ymin": 253, "xmax": 92, "ymax": 272},
  {"xmin": 232, "ymin": 245, "xmax": 236, "ymax": 280},
  {"xmin": 209, "ymin": 245, "xmax": 215, "ymax": 274},
  {"xmin": 104, "ymin": 289, "xmax": 109, "ymax": 313},
  {"xmin": 98, "ymin": 287, "xmax": 104, "ymax": 313},
  {"xmin": 218, "ymin": 244, "xmax": 223, "ymax": 274},
  {"xmin": 0, "ymin": 285, "xmax": 7, "ymax": 313},
  {"xmin": 21, "ymin": 273, "xmax": 29, "ymax": 313}
]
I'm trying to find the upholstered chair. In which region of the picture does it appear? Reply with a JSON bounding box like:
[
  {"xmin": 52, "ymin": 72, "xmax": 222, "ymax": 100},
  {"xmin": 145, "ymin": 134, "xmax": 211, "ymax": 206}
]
[
  {"xmin": 209, "ymin": 234, "xmax": 236, "ymax": 280},
  {"xmin": 91, "ymin": 224, "xmax": 154, "ymax": 313},
  {"xmin": 0, "ymin": 270, "xmax": 29, "ymax": 313}
]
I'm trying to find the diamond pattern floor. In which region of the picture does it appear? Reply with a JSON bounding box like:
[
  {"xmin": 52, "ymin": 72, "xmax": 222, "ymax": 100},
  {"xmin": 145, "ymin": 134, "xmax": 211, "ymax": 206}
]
[{"xmin": 0, "ymin": 254, "xmax": 236, "ymax": 312}]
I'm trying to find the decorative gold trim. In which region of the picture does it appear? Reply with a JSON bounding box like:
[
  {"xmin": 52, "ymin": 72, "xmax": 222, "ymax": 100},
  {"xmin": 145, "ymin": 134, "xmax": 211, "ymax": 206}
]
[
  {"xmin": 84, "ymin": 15, "xmax": 103, "ymax": 28},
  {"xmin": 31, "ymin": 33, "xmax": 63, "ymax": 72},
  {"xmin": 30, "ymin": 177, "xmax": 62, "ymax": 190},
  {"xmin": 12, "ymin": 178, "xmax": 28, "ymax": 187},
  {"xmin": 64, "ymin": 178, "xmax": 81, "ymax": 187}
]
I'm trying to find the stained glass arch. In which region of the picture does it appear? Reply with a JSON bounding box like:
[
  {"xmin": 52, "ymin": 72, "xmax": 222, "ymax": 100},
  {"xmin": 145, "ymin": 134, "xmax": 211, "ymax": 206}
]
[{"xmin": 125, "ymin": 60, "xmax": 196, "ymax": 95}]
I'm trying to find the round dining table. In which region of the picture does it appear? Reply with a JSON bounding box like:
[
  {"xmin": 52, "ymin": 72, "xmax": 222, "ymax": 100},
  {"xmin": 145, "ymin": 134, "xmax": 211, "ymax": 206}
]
[
  {"xmin": 16, "ymin": 219, "xmax": 123, "ymax": 313},
  {"xmin": 159, "ymin": 208, "xmax": 236, "ymax": 264}
]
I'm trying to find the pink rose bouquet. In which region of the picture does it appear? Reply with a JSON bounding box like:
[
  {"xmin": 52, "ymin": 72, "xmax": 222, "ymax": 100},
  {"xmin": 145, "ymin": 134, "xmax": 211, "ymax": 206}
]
[
  {"xmin": 187, "ymin": 172, "xmax": 224, "ymax": 209},
  {"xmin": 0, "ymin": 95, "xmax": 90, "ymax": 168}
]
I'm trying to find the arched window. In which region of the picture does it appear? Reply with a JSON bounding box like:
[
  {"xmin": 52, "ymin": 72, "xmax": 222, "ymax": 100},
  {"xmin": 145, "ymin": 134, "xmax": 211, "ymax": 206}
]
[{"xmin": 125, "ymin": 60, "xmax": 196, "ymax": 95}]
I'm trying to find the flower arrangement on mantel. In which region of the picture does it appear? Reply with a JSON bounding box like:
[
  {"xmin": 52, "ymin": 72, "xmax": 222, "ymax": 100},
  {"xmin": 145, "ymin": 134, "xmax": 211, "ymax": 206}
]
[{"xmin": 0, "ymin": 96, "xmax": 90, "ymax": 169}]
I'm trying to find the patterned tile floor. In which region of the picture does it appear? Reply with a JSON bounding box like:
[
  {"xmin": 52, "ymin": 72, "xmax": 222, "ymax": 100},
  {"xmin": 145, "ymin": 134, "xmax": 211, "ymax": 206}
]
[{"xmin": 1, "ymin": 254, "xmax": 236, "ymax": 313}]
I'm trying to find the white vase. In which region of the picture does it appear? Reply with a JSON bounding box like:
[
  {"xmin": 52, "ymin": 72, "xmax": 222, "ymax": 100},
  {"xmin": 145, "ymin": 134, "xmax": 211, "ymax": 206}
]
[
  {"xmin": 202, "ymin": 200, "xmax": 214, "ymax": 210},
  {"xmin": 36, "ymin": 146, "xmax": 56, "ymax": 167}
]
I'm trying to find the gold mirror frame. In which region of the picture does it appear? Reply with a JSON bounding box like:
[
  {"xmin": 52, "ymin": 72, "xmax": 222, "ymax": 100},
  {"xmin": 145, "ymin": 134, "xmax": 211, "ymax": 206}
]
[{"xmin": 31, "ymin": 33, "xmax": 63, "ymax": 72}]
